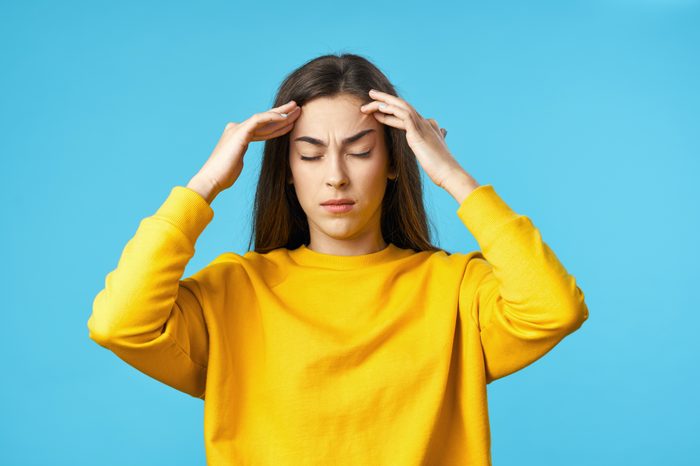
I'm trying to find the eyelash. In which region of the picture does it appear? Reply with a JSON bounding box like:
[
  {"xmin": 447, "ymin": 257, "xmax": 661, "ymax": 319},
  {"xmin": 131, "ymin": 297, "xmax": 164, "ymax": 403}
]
[{"xmin": 300, "ymin": 150, "xmax": 371, "ymax": 161}]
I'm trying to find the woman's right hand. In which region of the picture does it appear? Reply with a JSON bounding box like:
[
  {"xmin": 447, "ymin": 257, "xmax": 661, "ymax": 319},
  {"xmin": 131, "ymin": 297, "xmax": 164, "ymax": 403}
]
[{"xmin": 191, "ymin": 100, "xmax": 301, "ymax": 199}]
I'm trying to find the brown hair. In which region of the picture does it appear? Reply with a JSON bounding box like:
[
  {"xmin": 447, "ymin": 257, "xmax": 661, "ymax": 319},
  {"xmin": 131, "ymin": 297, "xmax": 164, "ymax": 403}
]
[{"xmin": 248, "ymin": 53, "xmax": 448, "ymax": 255}]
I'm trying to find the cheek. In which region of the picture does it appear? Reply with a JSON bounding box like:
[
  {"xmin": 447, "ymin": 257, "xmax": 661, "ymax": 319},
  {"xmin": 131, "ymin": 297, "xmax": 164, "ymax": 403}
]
[
  {"xmin": 289, "ymin": 158, "xmax": 309, "ymax": 182},
  {"xmin": 289, "ymin": 169, "xmax": 319, "ymax": 206},
  {"xmin": 361, "ymin": 160, "xmax": 390, "ymax": 189}
]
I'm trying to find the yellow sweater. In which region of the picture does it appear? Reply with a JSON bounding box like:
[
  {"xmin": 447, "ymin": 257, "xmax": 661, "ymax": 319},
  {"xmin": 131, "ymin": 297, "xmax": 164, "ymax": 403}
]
[{"xmin": 87, "ymin": 183, "xmax": 589, "ymax": 465}]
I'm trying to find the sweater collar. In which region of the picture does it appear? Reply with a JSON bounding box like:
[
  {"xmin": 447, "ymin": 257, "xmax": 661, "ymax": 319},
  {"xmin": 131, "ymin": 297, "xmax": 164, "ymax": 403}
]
[{"xmin": 288, "ymin": 242, "xmax": 403, "ymax": 270}]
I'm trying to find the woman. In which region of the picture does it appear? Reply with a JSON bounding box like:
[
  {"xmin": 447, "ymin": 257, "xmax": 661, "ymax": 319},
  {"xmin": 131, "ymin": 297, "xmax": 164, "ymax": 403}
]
[{"xmin": 88, "ymin": 53, "xmax": 589, "ymax": 465}]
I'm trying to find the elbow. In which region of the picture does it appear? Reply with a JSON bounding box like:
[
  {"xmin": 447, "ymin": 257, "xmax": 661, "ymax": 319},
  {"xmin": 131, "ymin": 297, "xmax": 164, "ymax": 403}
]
[
  {"xmin": 559, "ymin": 286, "xmax": 589, "ymax": 332},
  {"xmin": 87, "ymin": 290, "xmax": 115, "ymax": 346},
  {"xmin": 87, "ymin": 289, "xmax": 133, "ymax": 347},
  {"xmin": 561, "ymin": 301, "xmax": 589, "ymax": 333},
  {"xmin": 87, "ymin": 313, "xmax": 114, "ymax": 346}
]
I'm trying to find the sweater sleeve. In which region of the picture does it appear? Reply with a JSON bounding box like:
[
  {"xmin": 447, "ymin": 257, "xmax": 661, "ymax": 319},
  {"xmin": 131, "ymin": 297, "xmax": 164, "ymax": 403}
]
[
  {"xmin": 456, "ymin": 184, "xmax": 589, "ymax": 384},
  {"xmin": 87, "ymin": 186, "xmax": 215, "ymax": 399}
]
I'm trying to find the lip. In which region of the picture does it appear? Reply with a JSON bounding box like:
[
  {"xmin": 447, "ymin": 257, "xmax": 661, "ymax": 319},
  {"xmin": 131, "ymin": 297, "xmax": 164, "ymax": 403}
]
[
  {"xmin": 320, "ymin": 199, "xmax": 355, "ymax": 205},
  {"xmin": 322, "ymin": 203, "xmax": 354, "ymax": 213}
]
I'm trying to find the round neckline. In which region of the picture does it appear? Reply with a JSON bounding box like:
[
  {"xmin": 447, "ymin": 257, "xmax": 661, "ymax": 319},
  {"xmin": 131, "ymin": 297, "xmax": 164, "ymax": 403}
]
[{"xmin": 288, "ymin": 242, "xmax": 402, "ymax": 270}]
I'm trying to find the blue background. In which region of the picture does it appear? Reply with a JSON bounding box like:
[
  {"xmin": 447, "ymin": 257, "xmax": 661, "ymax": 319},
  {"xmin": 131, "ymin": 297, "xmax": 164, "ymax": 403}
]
[{"xmin": 2, "ymin": 0, "xmax": 698, "ymax": 464}]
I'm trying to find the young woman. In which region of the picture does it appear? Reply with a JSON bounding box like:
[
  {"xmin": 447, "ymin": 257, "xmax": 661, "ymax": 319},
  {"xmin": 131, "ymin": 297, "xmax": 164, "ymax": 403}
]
[{"xmin": 88, "ymin": 53, "xmax": 589, "ymax": 465}]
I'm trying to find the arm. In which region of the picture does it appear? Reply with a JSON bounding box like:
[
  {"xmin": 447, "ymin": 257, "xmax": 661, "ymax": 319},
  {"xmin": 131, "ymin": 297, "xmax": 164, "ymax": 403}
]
[
  {"xmin": 87, "ymin": 184, "xmax": 215, "ymax": 399},
  {"xmin": 448, "ymin": 178, "xmax": 589, "ymax": 384},
  {"xmin": 356, "ymin": 87, "xmax": 588, "ymax": 383}
]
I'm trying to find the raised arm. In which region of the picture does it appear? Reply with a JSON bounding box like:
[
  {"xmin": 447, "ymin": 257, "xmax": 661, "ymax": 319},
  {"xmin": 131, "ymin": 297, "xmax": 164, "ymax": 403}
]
[
  {"xmin": 87, "ymin": 99, "xmax": 303, "ymax": 398},
  {"xmin": 354, "ymin": 87, "xmax": 589, "ymax": 384},
  {"xmin": 87, "ymin": 185, "xmax": 214, "ymax": 398},
  {"xmin": 455, "ymin": 183, "xmax": 589, "ymax": 384}
]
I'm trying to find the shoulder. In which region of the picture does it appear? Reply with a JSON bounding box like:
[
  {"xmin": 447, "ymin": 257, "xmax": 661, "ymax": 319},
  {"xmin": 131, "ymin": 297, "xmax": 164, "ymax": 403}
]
[
  {"xmin": 199, "ymin": 247, "xmax": 288, "ymax": 268},
  {"xmin": 386, "ymin": 247, "xmax": 488, "ymax": 285},
  {"xmin": 192, "ymin": 248, "xmax": 291, "ymax": 289},
  {"xmin": 415, "ymin": 247, "xmax": 486, "ymax": 269}
]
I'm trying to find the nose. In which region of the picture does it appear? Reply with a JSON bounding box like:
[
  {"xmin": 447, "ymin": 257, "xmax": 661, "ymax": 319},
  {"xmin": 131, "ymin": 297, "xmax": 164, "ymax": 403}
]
[
  {"xmin": 324, "ymin": 153, "xmax": 349, "ymax": 189},
  {"xmin": 326, "ymin": 176, "xmax": 348, "ymax": 189}
]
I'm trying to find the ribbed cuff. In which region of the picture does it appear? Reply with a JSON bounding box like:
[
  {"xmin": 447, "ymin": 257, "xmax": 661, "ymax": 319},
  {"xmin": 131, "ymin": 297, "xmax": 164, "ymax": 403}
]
[
  {"xmin": 153, "ymin": 186, "xmax": 215, "ymax": 243},
  {"xmin": 456, "ymin": 184, "xmax": 520, "ymax": 248}
]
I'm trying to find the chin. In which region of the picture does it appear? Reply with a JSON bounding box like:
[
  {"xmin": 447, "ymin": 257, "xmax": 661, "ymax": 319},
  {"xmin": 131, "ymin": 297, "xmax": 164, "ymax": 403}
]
[
  {"xmin": 321, "ymin": 225, "xmax": 359, "ymax": 239},
  {"xmin": 311, "ymin": 219, "xmax": 362, "ymax": 239}
]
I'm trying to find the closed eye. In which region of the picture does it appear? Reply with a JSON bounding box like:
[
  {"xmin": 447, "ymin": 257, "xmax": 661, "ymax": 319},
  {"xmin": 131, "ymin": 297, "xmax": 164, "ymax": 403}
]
[{"xmin": 301, "ymin": 150, "xmax": 372, "ymax": 161}]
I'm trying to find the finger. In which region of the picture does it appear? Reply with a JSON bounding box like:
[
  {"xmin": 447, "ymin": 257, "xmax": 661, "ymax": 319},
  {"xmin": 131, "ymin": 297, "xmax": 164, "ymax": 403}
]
[
  {"xmin": 361, "ymin": 101, "xmax": 412, "ymax": 120},
  {"xmin": 257, "ymin": 109, "xmax": 299, "ymax": 135},
  {"xmin": 367, "ymin": 89, "xmax": 415, "ymax": 113},
  {"xmin": 250, "ymin": 102, "xmax": 298, "ymax": 132},
  {"xmin": 247, "ymin": 106, "xmax": 300, "ymax": 134},
  {"xmin": 253, "ymin": 105, "xmax": 300, "ymax": 138},
  {"xmin": 371, "ymin": 111, "xmax": 406, "ymax": 130},
  {"xmin": 255, "ymin": 121, "xmax": 292, "ymax": 139},
  {"xmin": 251, "ymin": 122, "xmax": 295, "ymax": 141},
  {"xmin": 429, "ymin": 120, "xmax": 447, "ymax": 139},
  {"xmin": 271, "ymin": 100, "xmax": 298, "ymax": 112},
  {"xmin": 372, "ymin": 102, "xmax": 422, "ymax": 134},
  {"xmin": 271, "ymin": 104, "xmax": 301, "ymax": 120},
  {"xmin": 361, "ymin": 101, "xmax": 422, "ymax": 135}
]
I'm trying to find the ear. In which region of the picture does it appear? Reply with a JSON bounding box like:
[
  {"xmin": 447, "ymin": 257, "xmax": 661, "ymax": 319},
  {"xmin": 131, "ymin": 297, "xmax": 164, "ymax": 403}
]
[{"xmin": 387, "ymin": 165, "xmax": 398, "ymax": 181}]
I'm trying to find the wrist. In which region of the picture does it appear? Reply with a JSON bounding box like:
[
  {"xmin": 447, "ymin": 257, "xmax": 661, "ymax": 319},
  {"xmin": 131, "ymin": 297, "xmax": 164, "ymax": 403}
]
[
  {"xmin": 186, "ymin": 174, "xmax": 220, "ymax": 204},
  {"xmin": 442, "ymin": 169, "xmax": 480, "ymax": 204}
]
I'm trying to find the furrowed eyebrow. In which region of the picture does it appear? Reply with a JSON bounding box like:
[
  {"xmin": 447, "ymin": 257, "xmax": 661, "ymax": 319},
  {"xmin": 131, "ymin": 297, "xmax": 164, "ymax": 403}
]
[{"xmin": 293, "ymin": 128, "xmax": 375, "ymax": 147}]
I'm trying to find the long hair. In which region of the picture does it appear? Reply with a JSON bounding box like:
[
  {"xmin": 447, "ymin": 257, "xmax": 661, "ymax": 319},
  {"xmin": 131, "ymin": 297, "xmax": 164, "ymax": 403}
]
[{"xmin": 248, "ymin": 53, "xmax": 448, "ymax": 255}]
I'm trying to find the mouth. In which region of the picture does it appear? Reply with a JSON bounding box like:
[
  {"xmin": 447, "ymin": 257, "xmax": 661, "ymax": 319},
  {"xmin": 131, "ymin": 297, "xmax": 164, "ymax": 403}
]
[{"xmin": 321, "ymin": 203, "xmax": 355, "ymax": 213}]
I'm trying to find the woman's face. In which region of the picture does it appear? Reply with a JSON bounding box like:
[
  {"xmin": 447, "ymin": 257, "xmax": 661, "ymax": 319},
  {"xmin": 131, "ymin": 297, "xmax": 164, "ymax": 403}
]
[{"xmin": 288, "ymin": 93, "xmax": 397, "ymax": 252}]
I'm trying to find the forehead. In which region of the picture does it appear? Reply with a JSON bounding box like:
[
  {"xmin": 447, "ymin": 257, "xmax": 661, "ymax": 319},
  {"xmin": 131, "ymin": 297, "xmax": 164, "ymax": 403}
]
[{"xmin": 290, "ymin": 95, "xmax": 380, "ymax": 139}]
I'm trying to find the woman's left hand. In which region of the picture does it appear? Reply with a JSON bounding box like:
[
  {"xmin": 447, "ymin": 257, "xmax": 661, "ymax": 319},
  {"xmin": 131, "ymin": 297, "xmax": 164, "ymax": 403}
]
[{"xmin": 359, "ymin": 88, "xmax": 466, "ymax": 189}]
